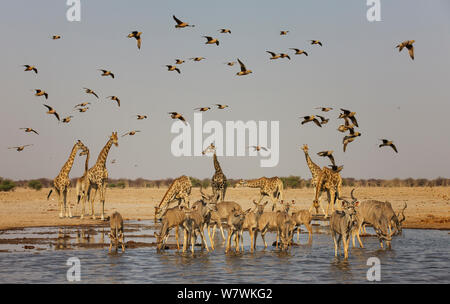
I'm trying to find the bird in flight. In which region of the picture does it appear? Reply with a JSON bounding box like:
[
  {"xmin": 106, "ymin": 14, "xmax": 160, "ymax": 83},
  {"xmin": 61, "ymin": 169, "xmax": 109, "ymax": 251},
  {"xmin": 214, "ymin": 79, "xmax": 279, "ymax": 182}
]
[
  {"xmin": 279, "ymin": 53, "xmax": 291, "ymax": 60},
  {"xmin": 203, "ymin": 36, "xmax": 219, "ymax": 46},
  {"xmin": 173, "ymin": 15, "xmax": 194, "ymax": 28},
  {"xmin": 316, "ymin": 115, "xmax": 329, "ymax": 125},
  {"xmin": 83, "ymin": 88, "xmax": 99, "ymax": 99},
  {"xmin": 190, "ymin": 57, "xmax": 206, "ymax": 62},
  {"xmin": 290, "ymin": 48, "xmax": 308, "ymax": 56},
  {"xmin": 214, "ymin": 104, "xmax": 229, "ymax": 109},
  {"xmin": 20, "ymin": 128, "xmax": 39, "ymax": 135},
  {"xmin": 34, "ymin": 89, "xmax": 48, "ymax": 99},
  {"xmin": 76, "ymin": 107, "xmax": 89, "ymax": 113},
  {"xmin": 122, "ymin": 130, "xmax": 141, "ymax": 137},
  {"xmin": 194, "ymin": 107, "xmax": 211, "ymax": 112},
  {"xmin": 225, "ymin": 61, "xmax": 236, "ymax": 66},
  {"xmin": 219, "ymin": 29, "xmax": 231, "ymax": 34},
  {"xmin": 310, "ymin": 40, "xmax": 323, "ymax": 46},
  {"xmin": 61, "ymin": 116, "xmax": 74, "ymax": 123},
  {"xmin": 43, "ymin": 105, "xmax": 60, "ymax": 121},
  {"xmin": 316, "ymin": 107, "xmax": 333, "ymax": 112},
  {"xmin": 339, "ymin": 109, "xmax": 359, "ymax": 127},
  {"xmin": 175, "ymin": 59, "xmax": 185, "ymax": 64},
  {"xmin": 343, "ymin": 137, "xmax": 355, "ymax": 153},
  {"xmin": 236, "ymin": 58, "xmax": 252, "ymax": 76},
  {"xmin": 248, "ymin": 145, "xmax": 269, "ymax": 152},
  {"xmin": 52, "ymin": 35, "xmax": 61, "ymax": 40},
  {"xmin": 166, "ymin": 65, "xmax": 181, "ymax": 74},
  {"xmin": 127, "ymin": 31, "xmax": 142, "ymax": 49},
  {"xmin": 300, "ymin": 115, "xmax": 322, "ymax": 127},
  {"xmin": 107, "ymin": 96, "xmax": 120, "ymax": 107},
  {"xmin": 23, "ymin": 65, "xmax": 38, "ymax": 74},
  {"xmin": 396, "ymin": 40, "xmax": 415, "ymax": 60},
  {"xmin": 8, "ymin": 144, "xmax": 33, "ymax": 152},
  {"xmin": 328, "ymin": 165, "xmax": 343, "ymax": 173},
  {"xmin": 317, "ymin": 150, "xmax": 336, "ymax": 167},
  {"xmin": 99, "ymin": 69, "xmax": 114, "ymax": 79},
  {"xmin": 280, "ymin": 30, "xmax": 289, "ymax": 35},
  {"xmin": 379, "ymin": 139, "xmax": 398, "ymax": 153},
  {"xmin": 168, "ymin": 112, "xmax": 187, "ymax": 125},
  {"xmin": 74, "ymin": 102, "xmax": 91, "ymax": 108},
  {"xmin": 266, "ymin": 51, "xmax": 281, "ymax": 60},
  {"xmin": 136, "ymin": 115, "xmax": 148, "ymax": 120}
]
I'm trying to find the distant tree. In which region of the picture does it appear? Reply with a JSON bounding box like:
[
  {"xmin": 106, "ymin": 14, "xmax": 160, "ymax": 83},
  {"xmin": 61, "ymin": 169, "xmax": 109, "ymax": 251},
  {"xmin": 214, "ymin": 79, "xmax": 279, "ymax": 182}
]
[
  {"xmin": 28, "ymin": 180, "xmax": 43, "ymax": 191},
  {"xmin": 0, "ymin": 179, "xmax": 16, "ymax": 192}
]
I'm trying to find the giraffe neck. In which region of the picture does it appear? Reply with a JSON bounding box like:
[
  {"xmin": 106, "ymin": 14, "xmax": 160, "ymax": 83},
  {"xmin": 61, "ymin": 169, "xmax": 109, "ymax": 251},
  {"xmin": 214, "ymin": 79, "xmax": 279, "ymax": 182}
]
[
  {"xmin": 304, "ymin": 151, "xmax": 321, "ymax": 178},
  {"xmin": 59, "ymin": 143, "xmax": 79, "ymax": 178},
  {"xmin": 245, "ymin": 178, "xmax": 264, "ymax": 188},
  {"xmin": 83, "ymin": 151, "xmax": 90, "ymax": 174},
  {"xmin": 213, "ymin": 153, "xmax": 223, "ymax": 174},
  {"xmin": 94, "ymin": 139, "xmax": 113, "ymax": 169}
]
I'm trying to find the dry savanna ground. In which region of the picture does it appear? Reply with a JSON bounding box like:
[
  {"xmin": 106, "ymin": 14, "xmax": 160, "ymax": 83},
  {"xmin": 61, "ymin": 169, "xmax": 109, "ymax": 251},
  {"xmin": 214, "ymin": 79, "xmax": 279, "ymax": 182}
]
[{"xmin": 0, "ymin": 186, "xmax": 449, "ymax": 231}]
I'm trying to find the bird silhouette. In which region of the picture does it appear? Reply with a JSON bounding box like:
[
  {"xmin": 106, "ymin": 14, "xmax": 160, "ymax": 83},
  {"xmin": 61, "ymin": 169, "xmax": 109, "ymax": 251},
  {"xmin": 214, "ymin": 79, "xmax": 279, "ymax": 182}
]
[
  {"xmin": 127, "ymin": 31, "xmax": 142, "ymax": 49},
  {"xmin": 379, "ymin": 139, "xmax": 398, "ymax": 153}
]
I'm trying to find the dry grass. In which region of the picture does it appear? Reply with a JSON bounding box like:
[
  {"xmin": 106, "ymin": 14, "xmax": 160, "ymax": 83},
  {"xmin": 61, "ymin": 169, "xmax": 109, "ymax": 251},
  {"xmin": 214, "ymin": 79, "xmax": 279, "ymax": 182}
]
[{"xmin": 0, "ymin": 186, "xmax": 448, "ymax": 230}]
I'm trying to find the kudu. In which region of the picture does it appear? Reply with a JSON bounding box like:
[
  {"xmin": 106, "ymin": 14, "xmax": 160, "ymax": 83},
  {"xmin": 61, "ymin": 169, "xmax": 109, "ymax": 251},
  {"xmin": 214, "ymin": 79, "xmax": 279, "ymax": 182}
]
[
  {"xmin": 240, "ymin": 200, "xmax": 268, "ymax": 252},
  {"xmin": 257, "ymin": 200, "xmax": 294, "ymax": 250},
  {"xmin": 153, "ymin": 205, "xmax": 186, "ymax": 252},
  {"xmin": 290, "ymin": 206, "xmax": 313, "ymax": 244},
  {"xmin": 330, "ymin": 190, "xmax": 358, "ymax": 259},
  {"xmin": 225, "ymin": 207, "xmax": 251, "ymax": 253},
  {"xmin": 109, "ymin": 211, "xmax": 125, "ymax": 252}
]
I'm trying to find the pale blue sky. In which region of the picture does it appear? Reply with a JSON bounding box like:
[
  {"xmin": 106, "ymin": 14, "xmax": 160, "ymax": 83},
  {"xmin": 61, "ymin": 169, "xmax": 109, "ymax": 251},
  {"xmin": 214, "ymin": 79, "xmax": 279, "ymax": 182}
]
[{"xmin": 1, "ymin": 0, "xmax": 450, "ymax": 180}]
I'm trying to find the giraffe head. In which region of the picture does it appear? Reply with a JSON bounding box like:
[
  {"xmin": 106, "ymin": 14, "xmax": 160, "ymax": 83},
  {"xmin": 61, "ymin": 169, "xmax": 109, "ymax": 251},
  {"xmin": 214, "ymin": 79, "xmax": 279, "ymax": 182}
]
[
  {"xmin": 79, "ymin": 145, "xmax": 89, "ymax": 156},
  {"xmin": 301, "ymin": 144, "xmax": 309, "ymax": 153},
  {"xmin": 76, "ymin": 140, "xmax": 87, "ymax": 152},
  {"xmin": 110, "ymin": 132, "xmax": 119, "ymax": 147},
  {"xmin": 202, "ymin": 142, "xmax": 216, "ymax": 155}
]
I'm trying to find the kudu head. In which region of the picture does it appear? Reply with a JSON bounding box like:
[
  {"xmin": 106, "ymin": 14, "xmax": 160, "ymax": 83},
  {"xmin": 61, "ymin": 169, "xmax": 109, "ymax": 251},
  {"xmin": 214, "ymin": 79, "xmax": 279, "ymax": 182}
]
[
  {"xmin": 252, "ymin": 200, "xmax": 268, "ymax": 215},
  {"xmin": 340, "ymin": 189, "xmax": 359, "ymax": 227}
]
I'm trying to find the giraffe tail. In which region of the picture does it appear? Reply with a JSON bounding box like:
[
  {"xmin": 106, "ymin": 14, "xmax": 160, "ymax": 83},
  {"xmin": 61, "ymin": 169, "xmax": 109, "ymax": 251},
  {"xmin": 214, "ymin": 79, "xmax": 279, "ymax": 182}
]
[{"xmin": 47, "ymin": 189, "xmax": 53, "ymax": 200}]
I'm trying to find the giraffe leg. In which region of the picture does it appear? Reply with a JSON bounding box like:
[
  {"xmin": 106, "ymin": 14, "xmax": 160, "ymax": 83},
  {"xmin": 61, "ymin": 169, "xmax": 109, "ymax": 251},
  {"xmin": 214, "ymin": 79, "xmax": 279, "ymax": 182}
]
[
  {"xmin": 90, "ymin": 188, "xmax": 98, "ymax": 220},
  {"xmin": 100, "ymin": 183, "xmax": 107, "ymax": 221},
  {"xmin": 63, "ymin": 189, "xmax": 70, "ymax": 218},
  {"xmin": 57, "ymin": 190, "xmax": 64, "ymax": 219}
]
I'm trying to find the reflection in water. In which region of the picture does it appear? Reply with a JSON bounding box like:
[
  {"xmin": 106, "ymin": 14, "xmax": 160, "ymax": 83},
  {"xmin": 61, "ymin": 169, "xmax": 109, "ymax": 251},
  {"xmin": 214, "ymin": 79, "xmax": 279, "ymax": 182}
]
[{"xmin": 0, "ymin": 222, "xmax": 448, "ymax": 284}]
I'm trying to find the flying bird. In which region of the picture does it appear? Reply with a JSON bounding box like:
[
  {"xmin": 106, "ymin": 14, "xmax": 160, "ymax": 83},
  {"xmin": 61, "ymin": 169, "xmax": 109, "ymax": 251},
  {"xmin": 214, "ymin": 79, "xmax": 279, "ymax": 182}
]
[
  {"xmin": 310, "ymin": 40, "xmax": 323, "ymax": 46},
  {"xmin": 317, "ymin": 150, "xmax": 336, "ymax": 166},
  {"xmin": 190, "ymin": 57, "xmax": 206, "ymax": 62},
  {"xmin": 127, "ymin": 31, "xmax": 142, "ymax": 49},
  {"xmin": 23, "ymin": 65, "xmax": 38, "ymax": 74},
  {"xmin": 43, "ymin": 105, "xmax": 60, "ymax": 121},
  {"xmin": 266, "ymin": 51, "xmax": 281, "ymax": 60},
  {"xmin": 396, "ymin": 40, "xmax": 415, "ymax": 60},
  {"xmin": 52, "ymin": 35, "xmax": 61, "ymax": 40},
  {"xmin": 83, "ymin": 88, "xmax": 99, "ymax": 99},
  {"xmin": 219, "ymin": 29, "xmax": 231, "ymax": 34},
  {"xmin": 316, "ymin": 115, "xmax": 329, "ymax": 125},
  {"xmin": 379, "ymin": 139, "xmax": 398, "ymax": 153},
  {"xmin": 203, "ymin": 36, "xmax": 219, "ymax": 46},
  {"xmin": 173, "ymin": 15, "xmax": 194, "ymax": 28},
  {"xmin": 34, "ymin": 89, "xmax": 48, "ymax": 99},
  {"xmin": 107, "ymin": 96, "xmax": 120, "ymax": 107},
  {"xmin": 168, "ymin": 112, "xmax": 187, "ymax": 125},
  {"xmin": 76, "ymin": 107, "xmax": 89, "ymax": 113},
  {"xmin": 99, "ymin": 69, "xmax": 115, "ymax": 79},
  {"xmin": 175, "ymin": 59, "xmax": 185, "ymax": 64},
  {"xmin": 280, "ymin": 53, "xmax": 291, "ymax": 60},
  {"xmin": 136, "ymin": 115, "xmax": 148, "ymax": 120},
  {"xmin": 214, "ymin": 104, "xmax": 229, "ymax": 109},
  {"xmin": 290, "ymin": 48, "xmax": 308, "ymax": 56},
  {"xmin": 339, "ymin": 109, "xmax": 359, "ymax": 127},
  {"xmin": 20, "ymin": 128, "xmax": 39, "ymax": 135},
  {"xmin": 225, "ymin": 61, "xmax": 236, "ymax": 66},
  {"xmin": 248, "ymin": 145, "xmax": 269, "ymax": 152},
  {"xmin": 74, "ymin": 102, "xmax": 91, "ymax": 108},
  {"xmin": 236, "ymin": 58, "xmax": 252, "ymax": 76},
  {"xmin": 328, "ymin": 165, "xmax": 344, "ymax": 172},
  {"xmin": 122, "ymin": 130, "xmax": 141, "ymax": 137},
  {"xmin": 194, "ymin": 107, "xmax": 211, "ymax": 112},
  {"xmin": 316, "ymin": 107, "xmax": 333, "ymax": 112},
  {"xmin": 61, "ymin": 116, "xmax": 74, "ymax": 123},
  {"xmin": 280, "ymin": 30, "xmax": 289, "ymax": 35},
  {"xmin": 166, "ymin": 65, "xmax": 181, "ymax": 74},
  {"xmin": 343, "ymin": 137, "xmax": 355, "ymax": 153},
  {"xmin": 8, "ymin": 144, "xmax": 33, "ymax": 152},
  {"xmin": 300, "ymin": 115, "xmax": 322, "ymax": 127}
]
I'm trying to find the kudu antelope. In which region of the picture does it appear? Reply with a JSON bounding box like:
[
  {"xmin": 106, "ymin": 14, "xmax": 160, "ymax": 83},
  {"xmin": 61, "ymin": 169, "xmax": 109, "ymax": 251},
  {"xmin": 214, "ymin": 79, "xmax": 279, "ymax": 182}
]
[
  {"xmin": 154, "ymin": 205, "xmax": 186, "ymax": 252},
  {"xmin": 330, "ymin": 190, "xmax": 359, "ymax": 259},
  {"xmin": 290, "ymin": 207, "xmax": 313, "ymax": 244},
  {"xmin": 240, "ymin": 200, "xmax": 268, "ymax": 252},
  {"xmin": 257, "ymin": 200, "xmax": 293, "ymax": 250},
  {"xmin": 109, "ymin": 212, "xmax": 125, "ymax": 252},
  {"xmin": 225, "ymin": 207, "xmax": 251, "ymax": 253},
  {"xmin": 208, "ymin": 200, "xmax": 243, "ymax": 243}
]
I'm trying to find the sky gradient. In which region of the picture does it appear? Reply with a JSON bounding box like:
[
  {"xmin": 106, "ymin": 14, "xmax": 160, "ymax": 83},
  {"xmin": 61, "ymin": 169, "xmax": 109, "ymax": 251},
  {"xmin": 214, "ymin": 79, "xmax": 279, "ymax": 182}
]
[{"xmin": 1, "ymin": 0, "xmax": 450, "ymax": 181}]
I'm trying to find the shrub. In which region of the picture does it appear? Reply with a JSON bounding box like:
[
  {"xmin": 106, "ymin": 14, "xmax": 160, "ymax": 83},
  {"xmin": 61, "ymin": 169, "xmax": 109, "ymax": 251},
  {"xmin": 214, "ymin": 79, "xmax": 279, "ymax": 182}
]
[
  {"xmin": 28, "ymin": 180, "xmax": 43, "ymax": 191},
  {"xmin": 0, "ymin": 179, "xmax": 16, "ymax": 192}
]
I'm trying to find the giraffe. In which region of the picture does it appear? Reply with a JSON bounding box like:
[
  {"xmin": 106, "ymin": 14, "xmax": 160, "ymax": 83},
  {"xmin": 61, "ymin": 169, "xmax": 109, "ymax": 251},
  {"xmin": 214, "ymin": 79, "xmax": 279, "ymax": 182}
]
[
  {"xmin": 301, "ymin": 144, "xmax": 326, "ymax": 214},
  {"xmin": 82, "ymin": 132, "xmax": 118, "ymax": 220},
  {"xmin": 75, "ymin": 145, "xmax": 89, "ymax": 206},
  {"xmin": 237, "ymin": 177, "xmax": 284, "ymax": 211},
  {"xmin": 313, "ymin": 167, "xmax": 343, "ymax": 218},
  {"xmin": 47, "ymin": 140, "xmax": 86, "ymax": 218},
  {"xmin": 202, "ymin": 143, "xmax": 227, "ymax": 202},
  {"xmin": 154, "ymin": 175, "xmax": 192, "ymax": 221}
]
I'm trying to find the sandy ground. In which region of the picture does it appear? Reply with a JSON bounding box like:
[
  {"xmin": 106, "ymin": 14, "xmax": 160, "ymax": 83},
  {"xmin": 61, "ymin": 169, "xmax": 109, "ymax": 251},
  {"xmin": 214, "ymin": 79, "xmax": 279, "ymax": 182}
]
[{"xmin": 0, "ymin": 186, "xmax": 449, "ymax": 231}]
